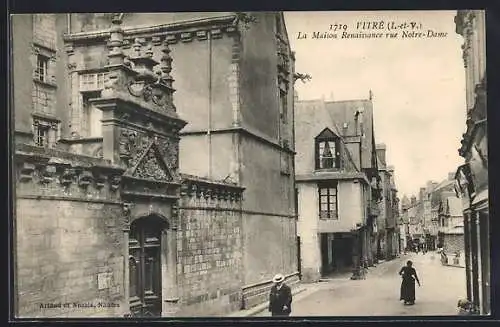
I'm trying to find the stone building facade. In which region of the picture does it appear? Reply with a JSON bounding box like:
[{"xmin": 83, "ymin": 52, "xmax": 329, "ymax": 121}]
[
  {"xmin": 454, "ymin": 9, "xmax": 489, "ymax": 315},
  {"xmin": 295, "ymin": 95, "xmax": 381, "ymax": 282},
  {"xmin": 11, "ymin": 12, "xmax": 298, "ymax": 317},
  {"xmin": 375, "ymin": 144, "xmax": 400, "ymax": 260}
]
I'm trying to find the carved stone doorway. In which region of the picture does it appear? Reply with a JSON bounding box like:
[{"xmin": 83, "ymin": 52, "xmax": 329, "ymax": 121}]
[{"xmin": 128, "ymin": 215, "xmax": 166, "ymax": 317}]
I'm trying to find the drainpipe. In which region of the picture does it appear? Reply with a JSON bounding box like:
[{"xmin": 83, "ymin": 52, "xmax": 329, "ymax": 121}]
[
  {"xmin": 67, "ymin": 14, "xmax": 71, "ymax": 33},
  {"xmin": 208, "ymin": 32, "xmax": 213, "ymax": 178}
]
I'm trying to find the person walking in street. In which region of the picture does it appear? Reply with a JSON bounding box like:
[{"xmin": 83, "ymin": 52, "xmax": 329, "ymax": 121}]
[
  {"xmin": 399, "ymin": 260, "xmax": 421, "ymax": 305},
  {"xmin": 268, "ymin": 273, "xmax": 292, "ymax": 316}
]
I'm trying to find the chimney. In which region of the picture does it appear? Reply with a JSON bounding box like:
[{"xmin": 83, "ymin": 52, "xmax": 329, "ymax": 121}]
[
  {"xmin": 419, "ymin": 187, "xmax": 426, "ymax": 201},
  {"xmin": 294, "ymin": 89, "xmax": 299, "ymax": 102},
  {"xmin": 426, "ymin": 180, "xmax": 436, "ymax": 193},
  {"xmin": 376, "ymin": 144, "xmax": 387, "ymax": 167},
  {"xmin": 401, "ymin": 195, "xmax": 410, "ymax": 209},
  {"xmin": 410, "ymin": 196, "xmax": 417, "ymax": 206}
]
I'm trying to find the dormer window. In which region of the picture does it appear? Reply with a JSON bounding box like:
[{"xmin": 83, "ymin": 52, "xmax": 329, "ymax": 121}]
[{"xmin": 315, "ymin": 128, "xmax": 340, "ymax": 169}]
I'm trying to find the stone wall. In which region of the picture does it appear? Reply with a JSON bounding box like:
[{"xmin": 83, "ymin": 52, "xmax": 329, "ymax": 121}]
[
  {"xmin": 444, "ymin": 234, "xmax": 465, "ymax": 255},
  {"xmin": 176, "ymin": 176, "xmax": 244, "ymax": 316},
  {"xmin": 11, "ymin": 15, "xmax": 35, "ymax": 137},
  {"xmin": 16, "ymin": 199, "xmax": 125, "ymax": 318},
  {"xmin": 297, "ymin": 182, "xmax": 321, "ymax": 282},
  {"xmin": 14, "ymin": 145, "xmax": 127, "ymax": 318}
]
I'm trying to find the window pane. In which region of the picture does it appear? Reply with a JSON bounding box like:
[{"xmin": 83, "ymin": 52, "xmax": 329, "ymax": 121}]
[
  {"xmin": 89, "ymin": 106, "xmax": 103, "ymax": 137},
  {"xmin": 129, "ymin": 256, "xmax": 138, "ymax": 298},
  {"xmin": 322, "ymin": 142, "xmax": 333, "ymax": 158},
  {"xmin": 322, "ymin": 157, "xmax": 334, "ymax": 168},
  {"xmin": 319, "ymin": 188, "xmax": 328, "ymax": 195},
  {"xmin": 328, "ymin": 141, "xmax": 336, "ymax": 154},
  {"xmin": 319, "ymin": 210, "xmax": 329, "ymax": 219},
  {"xmin": 144, "ymin": 248, "xmax": 160, "ymax": 294},
  {"xmin": 320, "ymin": 203, "xmax": 329, "ymax": 211},
  {"xmin": 329, "ymin": 188, "xmax": 337, "ymax": 195}
]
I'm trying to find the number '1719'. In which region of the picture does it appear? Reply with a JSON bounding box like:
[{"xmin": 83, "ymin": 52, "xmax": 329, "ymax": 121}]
[{"xmin": 330, "ymin": 24, "xmax": 347, "ymax": 31}]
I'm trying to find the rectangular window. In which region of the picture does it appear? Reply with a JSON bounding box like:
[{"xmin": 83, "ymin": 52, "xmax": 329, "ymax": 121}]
[
  {"xmin": 35, "ymin": 54, "xmax": 49, "ymax": 82},
  {"xmin": 318, "ymin": 184, "xmax": 338, "ymax": 219},
  {"xmin": 82, "ymin": 91, "xmax": 103, "ymax": 137},
  {"xmin": 80, "ymin": 72, "xmax": 106, "ymax": 92},
  {"xmin": 35, "ymin": 125, "xmax": 50, "ymax": 147}
]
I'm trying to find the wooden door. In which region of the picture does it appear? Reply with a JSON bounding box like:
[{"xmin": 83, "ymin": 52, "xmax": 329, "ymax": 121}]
[{"xmin": 129, "ymin": 219, "xmax": 162, "ymax": 317}]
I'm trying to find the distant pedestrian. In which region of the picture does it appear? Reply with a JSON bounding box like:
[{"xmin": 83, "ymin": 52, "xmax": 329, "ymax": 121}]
[
  {"xmin": 399, "ymin": 260, "xmax": 421, "ymax": 305},
  {"xmin": 268, "ymin": 274, "xmax": 292, "ymax": 316}
]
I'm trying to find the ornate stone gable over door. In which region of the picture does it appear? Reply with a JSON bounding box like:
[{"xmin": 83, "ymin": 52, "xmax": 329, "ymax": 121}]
[
  {"xmin": 129, "ymin": 141, "xmax": 173, "ymax": 182},
  {"xmin": 76, "ymin": 14, "xmax": 187, "ymax": 317}
]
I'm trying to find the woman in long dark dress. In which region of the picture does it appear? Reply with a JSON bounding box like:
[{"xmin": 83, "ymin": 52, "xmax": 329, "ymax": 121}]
[{"xmin": 399, "ymin": 260, "xmax": 420, "ymax": 305}]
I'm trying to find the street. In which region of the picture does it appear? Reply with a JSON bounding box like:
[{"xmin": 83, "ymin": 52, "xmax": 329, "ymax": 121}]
[{"xmin": 254, "ymin": 252, "xmax": 466, "ymax": 316}]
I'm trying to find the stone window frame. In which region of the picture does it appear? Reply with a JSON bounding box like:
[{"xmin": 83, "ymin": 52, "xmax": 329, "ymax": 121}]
[
  {"xmin": 34, "ymin": 54, "xmax": 49, "ymax": 83},
  {"xmin": 318, "ymin": 182, "xmax": 339, "ymax": 220},
  {"xmin": 81, "ymin": 90, "xmax": 103, "ymax": 138},
  {"xmin": 32, "ymin": 113, "xmax": 60, "ymax": 148},
  {"xmin": 32, "ymin": 45, "xmax": 57, "ymax": 86},
  {"xmin": 77, "ymin": 71, "xmax": 107, "ymax": 138},
  {"xmin": 79, "ymin": 72, "xmax": 106, "ymax": 92},
  {"xmin": 315, "ymin": 128, "xmax": 341, "ymax": 170}
]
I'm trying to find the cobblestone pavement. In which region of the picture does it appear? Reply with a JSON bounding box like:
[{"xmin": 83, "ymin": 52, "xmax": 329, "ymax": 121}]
[{"xmin": 254, "ymin": 252, "xmax": 466, "ymax": 317}]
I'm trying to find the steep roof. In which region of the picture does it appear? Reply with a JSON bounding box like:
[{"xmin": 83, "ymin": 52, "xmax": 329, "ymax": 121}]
[
  {"xmin": 323, "ymin": 99, "xmax": 375, "ymax": 170},
  {"xmin": 295, "ymin": 99, "xmax": 360, "ymax": 173},
  {"xmin": 446, "ymin": 197, "xmax": 463, "ymax": 217},
  {"xmin": 433, "ymin": 178, "xmax": 454, "ymax": 192}
]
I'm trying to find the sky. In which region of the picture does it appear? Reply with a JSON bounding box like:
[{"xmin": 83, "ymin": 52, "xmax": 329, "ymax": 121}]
[{"xmin": 284, "ymin": 11, "xmax": 467, "ymax": 198}]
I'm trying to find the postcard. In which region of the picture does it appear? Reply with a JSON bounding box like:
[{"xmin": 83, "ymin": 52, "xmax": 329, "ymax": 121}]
[{"xmin": 9, "ymin": 10, "xmax": 488, "ymax": 319}]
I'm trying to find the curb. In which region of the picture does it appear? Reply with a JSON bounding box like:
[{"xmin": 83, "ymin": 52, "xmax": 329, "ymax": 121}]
[
  {"xmin": 444, "ymin": 264, "xmax": 466, "ymax": 268},
  {"xmin": 228, "ymin": 286, "xmax": 308, "ymax": 317}
]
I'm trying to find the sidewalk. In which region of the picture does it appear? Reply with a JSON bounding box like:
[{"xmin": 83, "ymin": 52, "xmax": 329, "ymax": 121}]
[
  {"xmin": 228, "ymin": 284, "xmax": 312, "ymax": 317},
  {"xmin": 247, "ymin": 253, "xmax": 465, "ymax": 317},
  {"xmin": 229, "ymin": 260, "xmax": 398, "ymax": 317}
]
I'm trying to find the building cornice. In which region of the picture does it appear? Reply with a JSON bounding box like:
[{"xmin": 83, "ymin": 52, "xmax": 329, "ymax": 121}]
[
  {"xmin": 296, "ymin": 172, "xmax": 369, "ymax": 184},
  {"xmin": 64, "ymin": 15, "xmax": 239, "ymax": 45},
  {"xmin": 180, "ymin": 173, "xmax": 244, "ymax": 202},
  {"xmin": 180, "ymin": 126, "xmax": 296, "ymax": 155}
]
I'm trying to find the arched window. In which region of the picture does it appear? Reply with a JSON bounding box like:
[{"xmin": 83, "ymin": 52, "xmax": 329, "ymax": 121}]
[{"xmin": 315, "ymin": 128, "xmax": 340, "ymax": 169}]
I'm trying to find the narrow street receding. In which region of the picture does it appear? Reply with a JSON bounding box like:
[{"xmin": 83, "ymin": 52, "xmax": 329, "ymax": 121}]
[{"xmin": 255, "ymin": 253, "xmax": 466, "ymax": 316}]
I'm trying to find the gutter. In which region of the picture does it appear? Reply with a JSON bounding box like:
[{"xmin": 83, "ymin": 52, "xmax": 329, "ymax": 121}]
[{"xmin": 296, "ymin": 172, "xmax": 370, "ymax": 184}]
